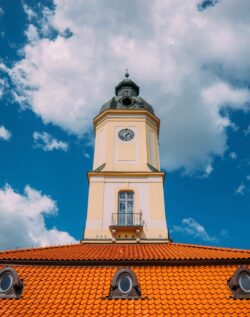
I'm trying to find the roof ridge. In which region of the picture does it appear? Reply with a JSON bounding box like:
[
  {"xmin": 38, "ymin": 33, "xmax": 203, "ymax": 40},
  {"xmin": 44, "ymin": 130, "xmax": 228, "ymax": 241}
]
[
  {"xmin": 0, "ymin": 242, "xmax": 80, "ymax": 254},
  {"xmin": 170, "ymin": 242, "xmax": 250, "ymax": 253},
  {"xmin": 0, "ymin": 242, "xmax": 249, "ymax": 257}
]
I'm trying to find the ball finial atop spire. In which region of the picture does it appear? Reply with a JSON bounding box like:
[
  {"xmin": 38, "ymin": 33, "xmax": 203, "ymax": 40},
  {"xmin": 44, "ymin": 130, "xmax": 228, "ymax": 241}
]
[{"xmin": 125, "ymin": 69, "xmax": 129, "ymax": 78}]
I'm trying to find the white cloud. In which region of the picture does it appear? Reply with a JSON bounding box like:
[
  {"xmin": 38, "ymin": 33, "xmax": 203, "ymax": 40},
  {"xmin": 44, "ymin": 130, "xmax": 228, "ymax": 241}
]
[
  {"xmin": 0, "ymin": 125, "xmax": 11, "ymax": 141},
  {"xmin": 83, "ymin": 153, "xmax": 90, "ymax": 159},
  {"xmin": 202, "ymin": 82, "xmax": 250, "ymax": 109},
  {"xmin": 0, "ymin": 7, "xmax": 4, "ymax": 16},
  {"xmin": 235, "ymin": 183, "xmax": 246, "ymax": 196},
  {"xmin": 23, "ymin": 3, "xmax": 37, "ymax": 21},
  {"xmin": 246, "ymin": 175, "xmax": 250, "ymax": 181},
  {"xmin": 25, "ymin": 24, "xmax": 39, "ymax": 43},
  {"xmin": 3, "ymin": 0, "xmax": 250, "ymax": 173},
  {"xmin": 172, "ymin": 217, "xmax": 216, "ymax": 242},
  {"xmin": 244, "ymin": 125, "xmax": 250, "ymax": 136},
  {"xmin": 229, "ymin": 152, "xmax": 237, "ymax": 159},
  {"xmin": 220, "ymin": 229, "xmax": 230, "ymax": 239},
  {"xmin": 203, "ymin": 163, "xmax": 213, "ymax": 177},
  {"xmin": 0, "ymin": 78, "xmax": 6, "ymax": 99},
  {"xmin": 0, "ymin": 184, "xmax": 77, "ymax": 249},
  {"xmin": 33, "ymin": 131, "xmax": 68, "ymax": 152}
]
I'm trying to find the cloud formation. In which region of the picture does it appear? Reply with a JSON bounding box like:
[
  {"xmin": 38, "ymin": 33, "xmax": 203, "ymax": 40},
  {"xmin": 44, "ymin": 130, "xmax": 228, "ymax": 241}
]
[
  {"xmin": 0, "ymin": 184, "xmax": 77, "ymax": 249},
  {"xmin": 33, "ymin": 131, "xmax": 68, "ymax": 152},
  {"xmin": 172, "ymin": 217, "xmax": 216, "ymax": 242},
  {"xmin": 0, "ymin": 125, "xmax": 11, "ymax": 141},
  {"xmin": 234, "ymin": 183, "xmax": 246, "ymax": 196},
  {"xmin": 3, "ymin": 0, "xmax": 250, "ymax": 174},
  {"xmin": 244, "ymin": 125, "xmax": 250, "ymax": 136},
  {"xmin": 229, "ymin": 152, "xmax": 237, "ymax": 160}
]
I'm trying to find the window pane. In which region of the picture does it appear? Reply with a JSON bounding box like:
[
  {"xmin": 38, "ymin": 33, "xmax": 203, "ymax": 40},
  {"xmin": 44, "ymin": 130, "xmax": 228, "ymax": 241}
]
[
  {"xmin": 118, "ymin": 275, "xmax": 132, "ymax": 294},
  {"xmin": 127, "ymin": 201, "xmax": 133, "ymax": 212},
  {"xmin": 0, "ymin": 275, "xmax": 13, "ymax": 292},
  {"xmin": 119, "ymin": 192, "xmax": 125, "ymax": 200},
  {"xmin": 119, "ymin": 202, "xmax": 125, "ymax": 213},
  {"xmin": 239, "ymin": 273, "xmax": 250, "ymax": 293},
  {"xmin": 118, "ymin": 192, "xmax": 134, "ymax": 217},
  {"xmin": 127, "ymin": 192, "xmax": 133, "ymax": 199}
]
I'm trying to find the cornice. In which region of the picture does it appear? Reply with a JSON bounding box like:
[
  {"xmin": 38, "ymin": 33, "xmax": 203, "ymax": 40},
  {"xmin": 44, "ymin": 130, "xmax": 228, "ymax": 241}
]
[
  {"xmin": 87, "ymin": 171, "xmax": 166, "ymax": 182},
  {"xmin": 93, "ymin": 109, "xmax": 160, "ymax": 133},
  {"xmin": 1, "ymin": 258, "xmax": 249, "ymax": 267}
]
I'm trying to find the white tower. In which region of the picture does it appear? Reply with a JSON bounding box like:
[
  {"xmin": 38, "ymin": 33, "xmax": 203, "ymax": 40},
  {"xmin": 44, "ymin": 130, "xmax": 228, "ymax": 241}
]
[{"xmin": 83, "ymin": 73, "xmax": 169, "ymax": 243}]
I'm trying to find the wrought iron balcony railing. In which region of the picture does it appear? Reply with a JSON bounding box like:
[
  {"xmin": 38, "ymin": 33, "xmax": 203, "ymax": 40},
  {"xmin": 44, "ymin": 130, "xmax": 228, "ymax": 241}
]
[{"xmin": 111, "ymin": 213, "xmax": 143, "ymax": 227}]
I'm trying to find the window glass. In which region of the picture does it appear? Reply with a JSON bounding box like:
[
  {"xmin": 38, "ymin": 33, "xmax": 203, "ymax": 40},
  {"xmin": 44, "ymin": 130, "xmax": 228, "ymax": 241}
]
[
  {"xmin": 119, "ymin": 201, "xmax": 125, "ymax": 212},
  {"xmin": 118, "ymin": 275, "xmax": 132, "ymax": 294},
  {"xmin": 127, "ymin": 192, "xmax": 133, "ymax": 200},
  {"xmin": 118, "ymin": 192, "xmax": 134, "ymax": 225},
  {"xmin": 119, "ymin": 192, "xmax": 125, "ymax": 200},
  {"xmin": 127, "ymin": 201, "xmax": 133, "ymax": 212},
  {"xmin": 239, "ymin": 273, "xmax": 250, "ymax": 293},
  {"xmin": 0, "ymin": 275, "xmax": 13, "ymax": 293}
]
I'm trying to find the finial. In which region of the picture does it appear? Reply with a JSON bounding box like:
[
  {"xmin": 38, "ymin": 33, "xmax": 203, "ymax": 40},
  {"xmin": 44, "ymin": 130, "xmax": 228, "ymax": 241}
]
[{"xmin": 125, "ymin": 69, "xmax": 129, "ymax": 78}]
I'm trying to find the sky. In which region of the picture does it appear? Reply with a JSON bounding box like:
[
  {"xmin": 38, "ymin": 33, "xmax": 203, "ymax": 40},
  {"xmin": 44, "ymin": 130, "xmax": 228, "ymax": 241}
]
[{"xmin": 0, "ymin": 0, "xmax": 249, "ymax": 250}]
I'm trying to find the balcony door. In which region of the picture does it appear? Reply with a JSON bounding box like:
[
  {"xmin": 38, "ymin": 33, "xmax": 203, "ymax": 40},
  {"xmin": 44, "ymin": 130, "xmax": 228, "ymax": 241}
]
[{"xmin": 118, "ymin": 192, "xmax": 134, "ymax": 225}]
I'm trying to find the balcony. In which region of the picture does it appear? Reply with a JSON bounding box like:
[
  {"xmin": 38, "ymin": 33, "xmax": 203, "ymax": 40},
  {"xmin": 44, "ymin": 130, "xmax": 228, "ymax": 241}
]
[
  {"xmin": 110, "ymin": 213, "xmax": 144, "ymax": 242},
  {"xmin": 111, "ymin": 213, "xmax": 143, "ymax": 227}
]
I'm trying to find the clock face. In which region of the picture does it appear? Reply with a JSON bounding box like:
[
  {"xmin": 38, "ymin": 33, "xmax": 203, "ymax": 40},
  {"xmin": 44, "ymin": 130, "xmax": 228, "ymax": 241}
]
[{"xmin": 118, "ymin": 129, "xmax": 134, "ymax": 141}]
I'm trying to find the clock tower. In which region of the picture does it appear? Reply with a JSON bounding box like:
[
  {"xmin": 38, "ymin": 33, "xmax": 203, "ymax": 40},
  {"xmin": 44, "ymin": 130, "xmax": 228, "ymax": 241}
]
[{"xmin": 83, "ymin": 72, "xmax": 169, "ymax": 242}]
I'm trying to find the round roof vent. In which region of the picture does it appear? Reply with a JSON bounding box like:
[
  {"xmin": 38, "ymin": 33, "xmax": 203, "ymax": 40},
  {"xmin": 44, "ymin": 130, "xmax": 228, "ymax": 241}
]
[{"xmin": 121, "ymin": 97, "xmax": 133, "ymax": 107}]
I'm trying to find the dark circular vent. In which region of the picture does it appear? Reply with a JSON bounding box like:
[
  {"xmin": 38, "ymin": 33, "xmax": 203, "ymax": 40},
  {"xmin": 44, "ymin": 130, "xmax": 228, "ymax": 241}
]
[{"xmin": 121, "ymin": 97, "xmax": 133, "ymax": 107}]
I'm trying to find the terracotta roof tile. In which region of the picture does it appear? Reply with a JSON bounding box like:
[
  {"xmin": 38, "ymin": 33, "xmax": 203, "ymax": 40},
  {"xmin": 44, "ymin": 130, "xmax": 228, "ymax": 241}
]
[
  {"xmin": 0, "ymin": 243, "xmax": 249, "ymax": 315},
  {"xmin": 0, "ymin": 242, "xmax": 249, "ymax": 262},
  {"xmin": 1, "ymin": 265, "xmax": 249, "ymax": 317}
]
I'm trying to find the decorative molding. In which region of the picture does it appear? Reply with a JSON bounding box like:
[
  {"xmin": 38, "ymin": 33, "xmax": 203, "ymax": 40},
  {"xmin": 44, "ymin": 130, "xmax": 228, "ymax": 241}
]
[
  {"xmin": 94, "ymin": 163, "xmax": 105, "ymax": 172},
  {"xmin": 147, "ymin": 163, "xmax": 160, "ymax": 172},
  {"xmin": 93, "ymin": 109, "xmax": 160, "ymax": 135},
  {"xmin": 87, "ymin": 171, "xmax": 165, "ymax": 182}
]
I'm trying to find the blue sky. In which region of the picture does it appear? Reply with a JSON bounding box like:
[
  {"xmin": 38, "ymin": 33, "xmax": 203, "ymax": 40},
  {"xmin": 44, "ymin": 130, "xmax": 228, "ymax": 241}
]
[{"xmin": 0, "ymin": 0, "xmax": 249, "ymax": 250}]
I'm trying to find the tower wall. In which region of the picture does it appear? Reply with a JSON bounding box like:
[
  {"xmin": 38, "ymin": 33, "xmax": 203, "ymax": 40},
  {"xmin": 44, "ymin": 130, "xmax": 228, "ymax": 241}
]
[
  {"xmin": 84, "ymin": 174, "xmax": 168, "ymax": 241},
  {"xmin": 93, "ymin": 111, "xmax": 160, "ymax": 172}
]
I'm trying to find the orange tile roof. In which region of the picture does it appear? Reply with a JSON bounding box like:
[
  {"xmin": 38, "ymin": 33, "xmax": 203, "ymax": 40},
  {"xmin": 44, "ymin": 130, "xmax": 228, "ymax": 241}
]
[
  {"xmin": 0, "ymin": 264, "xmax": 249, "ymax": 317},
  {"xmin": 0, "ymin": 242, "xmax": 249, "ymax": 262}
]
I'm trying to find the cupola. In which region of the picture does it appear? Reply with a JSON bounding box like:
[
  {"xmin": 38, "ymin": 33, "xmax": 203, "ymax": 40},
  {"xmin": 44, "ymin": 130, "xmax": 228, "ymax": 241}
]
[
  {"xmin": 100, "ymin": 71, "xmax": 155, "ymax": 114},
  {"xmin": 115, "ymin": 70, "xmax": 140, "ymax": 97}
]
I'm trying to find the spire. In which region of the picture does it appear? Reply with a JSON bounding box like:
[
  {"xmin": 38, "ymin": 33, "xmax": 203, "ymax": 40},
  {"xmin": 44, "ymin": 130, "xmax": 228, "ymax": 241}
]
[{"xmin": 125, "ymin": 69, "xmax": 129, "ymax": 79}]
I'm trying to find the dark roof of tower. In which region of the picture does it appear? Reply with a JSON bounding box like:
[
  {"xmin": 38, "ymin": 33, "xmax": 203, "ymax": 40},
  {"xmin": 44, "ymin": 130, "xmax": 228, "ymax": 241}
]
[
  {"xmin": 115, "ymin": 70, "xmax": 140, "ymax": 96},
  {"xmin": 100, "ymin": 71, "xmax": 155, "ymax": 114}
]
